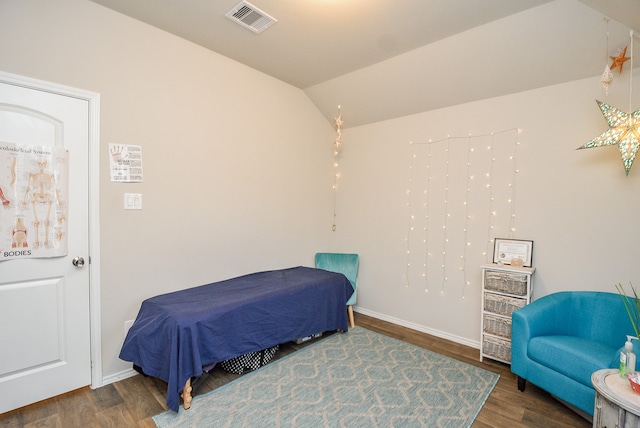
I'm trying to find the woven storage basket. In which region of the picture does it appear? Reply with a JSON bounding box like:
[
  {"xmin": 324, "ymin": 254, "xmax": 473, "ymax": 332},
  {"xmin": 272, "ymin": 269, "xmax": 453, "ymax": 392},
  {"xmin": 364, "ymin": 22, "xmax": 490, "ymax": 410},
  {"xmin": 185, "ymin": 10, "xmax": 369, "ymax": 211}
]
[
  {"xmin": 483, "ymin": 335, "xmax": 511, "ymax": 362},
  {"xmin": 484, "ymin": 271, "xmax": 527, "ymax": 295},
  {"xmin": 483, "ymin": 292, "xmax": 526, "ymax": 316},
  {"xmin": 483, "ymin": 313, "xmax": 512, "ymax": 338}
]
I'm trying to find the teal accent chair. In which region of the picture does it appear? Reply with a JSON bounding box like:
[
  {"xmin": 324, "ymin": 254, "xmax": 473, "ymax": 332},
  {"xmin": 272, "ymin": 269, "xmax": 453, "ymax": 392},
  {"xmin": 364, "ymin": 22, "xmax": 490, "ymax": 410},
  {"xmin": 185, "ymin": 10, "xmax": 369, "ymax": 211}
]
[
  {"xmin": 315, "ymin": 253, "xmax": 359, "ymax": 328},
  {"xmin": 511, "ymin": 291, "xmax": 638, "ymax": 416}
]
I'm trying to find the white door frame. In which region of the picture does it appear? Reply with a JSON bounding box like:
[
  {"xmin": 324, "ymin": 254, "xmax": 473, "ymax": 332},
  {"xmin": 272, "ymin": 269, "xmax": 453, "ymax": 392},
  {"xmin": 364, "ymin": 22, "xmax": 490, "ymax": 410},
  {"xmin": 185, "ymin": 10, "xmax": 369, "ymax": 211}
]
[{"xmin": 0, "ymin": 71, "xmax": 103, "ymax": 389}]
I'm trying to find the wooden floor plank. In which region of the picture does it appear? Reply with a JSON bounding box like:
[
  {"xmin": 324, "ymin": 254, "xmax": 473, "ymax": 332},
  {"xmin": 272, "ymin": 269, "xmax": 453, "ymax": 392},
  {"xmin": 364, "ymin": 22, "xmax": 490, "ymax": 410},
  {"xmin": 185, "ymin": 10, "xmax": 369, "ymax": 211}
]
[
  {"xmin": 17, "ymin": 396, "xmax": 59, "ymax": 426},
  {"xmin": 137, "ymin": 416, "xmax": 159, "ymax": 428},
  {"xmin": 0, "ymin": 312, "xmax": 591, "ymax": 427},
  {"xmin": 94, "ymin": 403, "xmax": 139, "ymax": 428},
  {"xmin": 112, "ymin": 376, "xmax": 165, "ymax": 422},
  {"xmin": 85, "ymin": 383, "xmax": 124, "ymax": 411},
  {"xmin": 22, "ymin": 414, "xmax": 62, "ymax": 428},
  {"xmin": 55, "ymin": 388, "xmax": 100, "ymax": 428},
  {"xmin": 0, "ymin": 409, "xmax": 24, "ymax": 428}
]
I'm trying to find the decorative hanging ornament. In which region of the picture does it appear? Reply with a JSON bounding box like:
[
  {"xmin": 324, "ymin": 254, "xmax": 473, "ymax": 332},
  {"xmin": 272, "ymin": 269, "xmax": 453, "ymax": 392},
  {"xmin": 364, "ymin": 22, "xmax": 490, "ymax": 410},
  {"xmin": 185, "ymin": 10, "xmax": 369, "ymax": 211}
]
[
  {"xmin": 610, "ymin": 46, "xmax": 631, "ymax": 73},
  {"xmin": 578, "ymin": 100, "xmax": 640, "ymax": 176},
  {"xmin": 600, "ymin": 64, "xmax": 614, "ymax": 95}
]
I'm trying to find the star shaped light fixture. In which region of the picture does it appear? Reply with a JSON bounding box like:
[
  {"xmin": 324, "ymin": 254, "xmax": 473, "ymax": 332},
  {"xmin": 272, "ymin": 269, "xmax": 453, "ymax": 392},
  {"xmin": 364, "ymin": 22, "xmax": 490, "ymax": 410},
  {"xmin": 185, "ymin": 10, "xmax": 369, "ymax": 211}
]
[
  {"xmin": 610, "ymin": 46, "xmax": 631, "ymax": 73},
  {"xmin": 578, "ymin": 100, "xmax": 640, "ymax": 176}
]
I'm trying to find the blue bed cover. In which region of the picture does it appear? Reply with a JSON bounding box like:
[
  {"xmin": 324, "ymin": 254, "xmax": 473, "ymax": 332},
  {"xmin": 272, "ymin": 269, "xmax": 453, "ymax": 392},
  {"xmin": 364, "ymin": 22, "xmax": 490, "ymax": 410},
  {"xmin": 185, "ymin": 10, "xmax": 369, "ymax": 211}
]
[{"xmin": 119, "ymin": 266, "xmax": 353, "ymax": 411}]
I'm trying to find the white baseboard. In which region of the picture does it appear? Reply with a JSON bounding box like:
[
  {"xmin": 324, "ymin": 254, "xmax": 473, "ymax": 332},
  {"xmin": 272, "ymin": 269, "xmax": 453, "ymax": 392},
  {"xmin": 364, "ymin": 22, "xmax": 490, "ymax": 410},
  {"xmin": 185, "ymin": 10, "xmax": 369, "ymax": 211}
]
[
  {"xmin": 353, "ymin": 306, "xmax": 480, "ymax": 350},
  {"xmin": 99, "ymin": 367, "xmax": 138, "ymax": 388}
]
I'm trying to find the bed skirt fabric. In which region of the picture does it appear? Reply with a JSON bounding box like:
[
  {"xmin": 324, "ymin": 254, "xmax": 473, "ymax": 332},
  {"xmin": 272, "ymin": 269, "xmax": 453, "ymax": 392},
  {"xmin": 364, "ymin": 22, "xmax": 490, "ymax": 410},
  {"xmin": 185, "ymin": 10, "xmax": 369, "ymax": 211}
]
[{"xmin": 119, "ymin": 266, "xmax": 353, "ymax": 411}]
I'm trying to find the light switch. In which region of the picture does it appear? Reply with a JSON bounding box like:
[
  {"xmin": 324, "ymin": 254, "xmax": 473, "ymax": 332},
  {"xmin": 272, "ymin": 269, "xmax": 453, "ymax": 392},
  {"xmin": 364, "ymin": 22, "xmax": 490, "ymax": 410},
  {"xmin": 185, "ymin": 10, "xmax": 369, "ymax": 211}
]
[{"xmin": 124, "ymin": 193, "xmax": 142, "ymax": 210}]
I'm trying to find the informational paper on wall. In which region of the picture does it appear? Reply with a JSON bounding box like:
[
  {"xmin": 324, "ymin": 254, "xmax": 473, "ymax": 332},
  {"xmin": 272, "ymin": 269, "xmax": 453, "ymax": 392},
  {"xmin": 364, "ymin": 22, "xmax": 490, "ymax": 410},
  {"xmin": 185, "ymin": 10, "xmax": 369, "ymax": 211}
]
[
  {"xmin": 0, "ymin": 142, "xmax": 69, "ymax": 261},
  {"xmin": 109, "ymin": 143, "xmax": 143, "ymax": 182}
]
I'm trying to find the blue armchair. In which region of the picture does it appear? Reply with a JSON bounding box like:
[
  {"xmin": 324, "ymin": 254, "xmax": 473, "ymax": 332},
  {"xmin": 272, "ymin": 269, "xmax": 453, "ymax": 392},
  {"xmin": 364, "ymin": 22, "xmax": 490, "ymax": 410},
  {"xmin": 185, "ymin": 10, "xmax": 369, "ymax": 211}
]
[{"xmin": 511, "ymin": 291, "xmax": 637, "ymax": 416}]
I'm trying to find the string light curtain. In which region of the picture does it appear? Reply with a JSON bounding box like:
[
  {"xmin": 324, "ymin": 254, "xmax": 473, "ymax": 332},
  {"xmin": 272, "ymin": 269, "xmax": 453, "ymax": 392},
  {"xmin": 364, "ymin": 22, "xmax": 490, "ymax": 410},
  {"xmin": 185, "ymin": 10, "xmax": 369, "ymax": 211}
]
[{"xmin": 404, "ymin": 128, "xmax": 521, "ymax": 298}]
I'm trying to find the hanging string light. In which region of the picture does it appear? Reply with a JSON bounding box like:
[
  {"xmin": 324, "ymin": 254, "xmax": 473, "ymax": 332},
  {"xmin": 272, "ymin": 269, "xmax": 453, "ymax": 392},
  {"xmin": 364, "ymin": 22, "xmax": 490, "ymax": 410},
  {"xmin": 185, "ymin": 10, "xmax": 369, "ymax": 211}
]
[
  {"xmin": 441, "ymin": 138, "xmax": 451, "ymax": 294},
  {"xmin": 508, "ymin": 130, "xmax": 522, "ymax": 237},
  {"xmin": 461, "ymin": 134, "xmax": 473, "ymax": 298},
  {"xmin": 484, "ymin": 134, "xmax": 496, "ymax": 263},
  {"xmin": 423, "ymin": 143, "xmax": 432, "ymax": 293},
  {"xmin": 332, "ymin": 106, "xmax": 342, "ymax": 231},
  {"xmin": 404, "ymin": 148, "xmax": 417, "ymax": 287},
  {"xmin": 406, "ymin": 127, "xmax": 520, "ymax": 294}
]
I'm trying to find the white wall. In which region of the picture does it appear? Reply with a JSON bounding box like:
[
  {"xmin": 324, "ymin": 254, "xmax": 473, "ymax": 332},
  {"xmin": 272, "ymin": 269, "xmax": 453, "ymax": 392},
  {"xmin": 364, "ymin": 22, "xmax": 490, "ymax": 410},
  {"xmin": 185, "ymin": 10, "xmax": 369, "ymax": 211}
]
[
  {"xmin": 2, "ymin": 0, "xmax": 640, "ymax": 386},
  {"xmin": 0, "ymin": 0, "xmax": 336, "ymax": 379},
  {"xmin": 337, "ymin": 75, "xmax": 640, "ymax": 344}
]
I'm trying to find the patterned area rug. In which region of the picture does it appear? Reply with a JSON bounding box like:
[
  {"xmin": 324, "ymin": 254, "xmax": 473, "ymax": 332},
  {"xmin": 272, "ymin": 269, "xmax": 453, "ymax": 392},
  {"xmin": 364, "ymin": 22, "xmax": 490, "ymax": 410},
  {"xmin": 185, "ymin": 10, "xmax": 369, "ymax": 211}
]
[{"xmin": 153, "ymin": 327, "xmax": 498, "ymax": 427}]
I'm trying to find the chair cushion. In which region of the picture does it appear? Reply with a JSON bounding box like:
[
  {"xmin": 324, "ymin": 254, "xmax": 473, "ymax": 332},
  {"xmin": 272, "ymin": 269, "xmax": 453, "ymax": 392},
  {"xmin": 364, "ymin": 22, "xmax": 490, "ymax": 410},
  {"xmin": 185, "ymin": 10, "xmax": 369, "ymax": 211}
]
[{"xmin": 528, "ymin": 335, "xmax": 617, "ymax": 388}]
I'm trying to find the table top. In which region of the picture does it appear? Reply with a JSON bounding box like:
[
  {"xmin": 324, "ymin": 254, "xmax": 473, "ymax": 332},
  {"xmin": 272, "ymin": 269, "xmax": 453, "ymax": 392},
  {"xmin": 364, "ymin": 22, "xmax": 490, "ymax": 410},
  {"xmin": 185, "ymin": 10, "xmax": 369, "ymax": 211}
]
[
  {"xmin": 481, "ymin": 263, "xmax": 536, "ymax": 274},
  {"xmin": 592, "ymin": 369, "xmax": 640, "ymax": 414}
]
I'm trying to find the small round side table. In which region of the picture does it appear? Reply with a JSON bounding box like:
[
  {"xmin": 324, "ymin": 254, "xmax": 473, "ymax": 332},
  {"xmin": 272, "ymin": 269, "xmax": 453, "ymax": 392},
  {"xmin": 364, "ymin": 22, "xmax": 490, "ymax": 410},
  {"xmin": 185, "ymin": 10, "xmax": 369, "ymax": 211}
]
[{"xmin": 592, "ymin": 369, "xmax": 640, "ymax": 427}]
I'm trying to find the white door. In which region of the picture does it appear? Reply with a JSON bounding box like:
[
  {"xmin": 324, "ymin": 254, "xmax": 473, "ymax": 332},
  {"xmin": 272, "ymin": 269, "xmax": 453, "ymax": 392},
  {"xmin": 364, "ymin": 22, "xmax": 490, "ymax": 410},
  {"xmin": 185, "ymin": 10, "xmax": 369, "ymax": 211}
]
[{"xmin": 0, "ymin": 78, "xmax": 91, "ymax": 413}]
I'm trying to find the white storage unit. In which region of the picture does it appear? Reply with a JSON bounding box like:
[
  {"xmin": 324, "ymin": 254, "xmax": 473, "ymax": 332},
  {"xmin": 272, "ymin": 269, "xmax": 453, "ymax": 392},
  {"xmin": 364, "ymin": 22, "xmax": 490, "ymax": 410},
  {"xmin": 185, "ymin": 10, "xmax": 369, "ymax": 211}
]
[{"xmin": 480, "ymin": 263, "xmax": 535, "ymax": 363}]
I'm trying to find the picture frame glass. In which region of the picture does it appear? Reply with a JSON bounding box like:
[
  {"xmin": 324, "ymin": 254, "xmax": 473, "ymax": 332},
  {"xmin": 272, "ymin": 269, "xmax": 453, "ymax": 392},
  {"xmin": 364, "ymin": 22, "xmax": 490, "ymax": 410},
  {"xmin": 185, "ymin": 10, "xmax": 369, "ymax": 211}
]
[{"xmin": 493, "ymin": 238, "xmax": 533, "ymax": 267}]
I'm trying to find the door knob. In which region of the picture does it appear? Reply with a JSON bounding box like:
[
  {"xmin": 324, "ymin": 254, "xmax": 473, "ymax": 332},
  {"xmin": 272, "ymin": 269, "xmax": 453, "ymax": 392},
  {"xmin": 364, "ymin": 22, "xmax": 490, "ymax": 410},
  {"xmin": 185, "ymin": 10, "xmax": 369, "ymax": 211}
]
[{"xmin": 72, "ymin": 256, "xmax": 85, "ymax": 267}]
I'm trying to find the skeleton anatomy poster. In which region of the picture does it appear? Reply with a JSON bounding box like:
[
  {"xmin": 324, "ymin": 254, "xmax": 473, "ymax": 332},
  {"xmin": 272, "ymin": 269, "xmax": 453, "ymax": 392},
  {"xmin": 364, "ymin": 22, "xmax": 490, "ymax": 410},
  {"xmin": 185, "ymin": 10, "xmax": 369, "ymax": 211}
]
[{"xmin": 0, "ymin": 142, "xmax": 69, "ymax": 261}]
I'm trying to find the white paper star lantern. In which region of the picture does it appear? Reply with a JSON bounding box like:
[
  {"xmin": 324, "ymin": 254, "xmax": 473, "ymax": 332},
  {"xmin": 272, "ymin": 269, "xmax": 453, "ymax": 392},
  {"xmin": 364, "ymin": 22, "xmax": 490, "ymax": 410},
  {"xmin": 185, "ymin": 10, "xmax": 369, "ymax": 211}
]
[{"xmin": 578, "ymin": 100, "xmax": 640, "ymax": 176}]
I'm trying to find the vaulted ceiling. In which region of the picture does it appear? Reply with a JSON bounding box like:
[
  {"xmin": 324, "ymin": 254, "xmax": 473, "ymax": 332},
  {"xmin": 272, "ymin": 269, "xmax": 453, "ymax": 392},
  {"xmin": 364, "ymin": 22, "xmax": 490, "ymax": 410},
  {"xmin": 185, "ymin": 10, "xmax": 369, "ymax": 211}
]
[{"xmin": 89, "ymin": 0, "xmax": 640, "ymax": 127}]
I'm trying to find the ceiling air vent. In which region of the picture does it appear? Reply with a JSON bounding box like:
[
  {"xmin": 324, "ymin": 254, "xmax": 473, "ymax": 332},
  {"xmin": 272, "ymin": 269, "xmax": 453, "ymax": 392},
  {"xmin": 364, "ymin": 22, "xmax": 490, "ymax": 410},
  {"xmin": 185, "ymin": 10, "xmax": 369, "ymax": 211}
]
[{"xmin": 225, "ymin": 1, "xmax": 277, "ymax": 34}]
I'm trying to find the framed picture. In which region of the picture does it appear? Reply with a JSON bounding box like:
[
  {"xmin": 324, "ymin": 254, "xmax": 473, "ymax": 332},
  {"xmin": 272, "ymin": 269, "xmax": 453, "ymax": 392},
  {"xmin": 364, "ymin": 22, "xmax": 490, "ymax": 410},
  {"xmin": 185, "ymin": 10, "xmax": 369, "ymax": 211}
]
[{"xmin": 493, "ymin": 238, "xmax": 533, "ymax": 267}]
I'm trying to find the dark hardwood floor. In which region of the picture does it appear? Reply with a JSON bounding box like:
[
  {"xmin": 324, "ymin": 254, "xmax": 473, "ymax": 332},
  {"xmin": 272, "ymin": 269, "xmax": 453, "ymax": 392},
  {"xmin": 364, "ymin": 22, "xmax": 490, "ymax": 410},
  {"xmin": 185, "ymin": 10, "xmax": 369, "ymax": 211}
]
[{"xmin": 0, "ymin": 313, "xmax": 590, "ymax": 427}]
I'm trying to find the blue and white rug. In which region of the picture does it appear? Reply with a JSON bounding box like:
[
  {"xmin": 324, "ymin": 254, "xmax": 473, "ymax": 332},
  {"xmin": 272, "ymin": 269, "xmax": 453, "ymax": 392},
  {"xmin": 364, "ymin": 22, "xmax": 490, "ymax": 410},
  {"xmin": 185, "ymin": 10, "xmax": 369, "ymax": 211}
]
[{"xmin": 153, "ymin": 327, "xmax": 498, "ymax": 427}]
